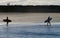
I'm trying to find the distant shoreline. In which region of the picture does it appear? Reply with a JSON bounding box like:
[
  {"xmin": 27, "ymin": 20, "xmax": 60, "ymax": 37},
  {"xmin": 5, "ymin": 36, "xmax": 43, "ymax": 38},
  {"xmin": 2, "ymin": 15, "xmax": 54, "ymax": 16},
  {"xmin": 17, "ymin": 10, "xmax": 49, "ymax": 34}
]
[{"xmin": 0, "ymin": 5, "xmax": 60, "ymax": 12}]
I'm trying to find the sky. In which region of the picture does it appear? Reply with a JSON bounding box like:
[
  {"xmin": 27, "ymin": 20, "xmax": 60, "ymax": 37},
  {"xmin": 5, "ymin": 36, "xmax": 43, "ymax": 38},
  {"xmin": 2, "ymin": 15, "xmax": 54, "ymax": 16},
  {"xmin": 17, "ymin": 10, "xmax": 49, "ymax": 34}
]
[{"xmin": 0, "ymin": 0, "xmax": 60, "ymax": 5}]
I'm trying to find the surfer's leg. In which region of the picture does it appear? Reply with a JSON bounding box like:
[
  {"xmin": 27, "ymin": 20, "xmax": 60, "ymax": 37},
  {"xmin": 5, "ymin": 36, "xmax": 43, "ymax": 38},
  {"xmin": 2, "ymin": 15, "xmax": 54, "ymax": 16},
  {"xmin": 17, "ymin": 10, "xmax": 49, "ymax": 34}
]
[
  {"xmin": 50, "ymin": 23, "xmax": 51, "ymax": 26},
  {"xmin": 49, "ymin": 22, "xmax": 51, "ymax": 26},
  {"xmin": 47, "ymin": 23, "xmax": 48, "ymax": 26}
]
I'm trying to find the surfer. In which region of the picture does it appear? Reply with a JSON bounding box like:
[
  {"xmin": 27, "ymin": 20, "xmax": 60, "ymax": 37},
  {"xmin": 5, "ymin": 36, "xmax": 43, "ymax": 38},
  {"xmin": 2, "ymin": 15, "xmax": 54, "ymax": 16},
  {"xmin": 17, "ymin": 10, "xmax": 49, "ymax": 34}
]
[
  {"xmin": 44, "ymin": 16, "xmax": 52, "ymax": 26},
  {"xmin": 3, "ymin": 17, "xmax": 12, "ymax": 27}
]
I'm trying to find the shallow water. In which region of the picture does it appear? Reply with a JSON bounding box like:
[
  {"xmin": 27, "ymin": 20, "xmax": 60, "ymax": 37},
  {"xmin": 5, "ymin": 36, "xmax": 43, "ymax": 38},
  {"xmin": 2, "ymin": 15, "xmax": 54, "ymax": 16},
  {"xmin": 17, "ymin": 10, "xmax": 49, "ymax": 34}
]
[{"xmin": 0, "ymin": 24, "xmax": 60, "ymax": 38}]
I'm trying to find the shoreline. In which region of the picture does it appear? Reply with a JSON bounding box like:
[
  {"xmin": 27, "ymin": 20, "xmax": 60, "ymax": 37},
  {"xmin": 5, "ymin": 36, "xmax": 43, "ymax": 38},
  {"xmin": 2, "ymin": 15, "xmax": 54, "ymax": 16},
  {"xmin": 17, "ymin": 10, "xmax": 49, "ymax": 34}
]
[{"xmin": 0, "ymin": 22, "xmax": 60, "ymax": 27}]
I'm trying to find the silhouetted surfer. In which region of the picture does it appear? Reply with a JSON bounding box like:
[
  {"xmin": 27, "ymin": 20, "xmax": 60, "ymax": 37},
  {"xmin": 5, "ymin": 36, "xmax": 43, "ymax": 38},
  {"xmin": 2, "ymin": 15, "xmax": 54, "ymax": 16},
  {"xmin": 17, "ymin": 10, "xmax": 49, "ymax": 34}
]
[
  {"xmin": 3, "ymin": 17, "xmax": 12, "ymax": 27},
  {"xmin": 44, "ymin": 16, "xmax": 52, "ymax": 26}
]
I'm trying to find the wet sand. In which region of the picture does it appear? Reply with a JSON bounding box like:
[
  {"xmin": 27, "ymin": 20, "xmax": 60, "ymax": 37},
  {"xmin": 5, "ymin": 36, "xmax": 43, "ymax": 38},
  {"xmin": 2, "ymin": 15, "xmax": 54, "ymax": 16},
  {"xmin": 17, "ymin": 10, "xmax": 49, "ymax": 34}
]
[{"xmin": 0, "ymin": 13, "xmax": 60, "ymax": 23}]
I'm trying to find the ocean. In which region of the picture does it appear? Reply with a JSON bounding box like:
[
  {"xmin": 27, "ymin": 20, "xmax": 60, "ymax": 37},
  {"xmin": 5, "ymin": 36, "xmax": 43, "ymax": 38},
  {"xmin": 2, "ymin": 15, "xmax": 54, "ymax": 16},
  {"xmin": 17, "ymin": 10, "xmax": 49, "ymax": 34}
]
[{"xmin": 0, "ymin": 23, "xmax": 60, "ymax": 38}]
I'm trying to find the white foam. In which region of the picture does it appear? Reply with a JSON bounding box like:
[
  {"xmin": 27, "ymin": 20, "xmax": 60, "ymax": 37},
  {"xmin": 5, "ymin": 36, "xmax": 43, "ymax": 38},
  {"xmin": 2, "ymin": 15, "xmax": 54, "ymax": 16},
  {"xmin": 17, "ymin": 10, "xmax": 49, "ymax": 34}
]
[{"xmin": 0, "ymin": 22, "xmax": 60, "ymax": 26}]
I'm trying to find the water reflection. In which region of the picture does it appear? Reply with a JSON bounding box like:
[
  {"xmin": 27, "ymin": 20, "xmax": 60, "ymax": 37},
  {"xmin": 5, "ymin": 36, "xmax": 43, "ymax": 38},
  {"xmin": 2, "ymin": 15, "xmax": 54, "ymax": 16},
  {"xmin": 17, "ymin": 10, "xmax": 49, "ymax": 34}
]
[{"xmin": 0, "ymin": 24, "xmax": 60, "ymax": 38}]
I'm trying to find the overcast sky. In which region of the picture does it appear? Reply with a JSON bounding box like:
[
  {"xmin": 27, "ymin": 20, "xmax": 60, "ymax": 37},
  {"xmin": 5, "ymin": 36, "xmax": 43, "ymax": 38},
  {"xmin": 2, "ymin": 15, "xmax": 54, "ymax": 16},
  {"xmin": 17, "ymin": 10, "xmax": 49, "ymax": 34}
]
[{"xmin": 0, "ymin": 0, "xmax": 60, "ymax": 5}]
